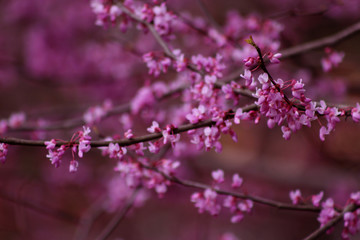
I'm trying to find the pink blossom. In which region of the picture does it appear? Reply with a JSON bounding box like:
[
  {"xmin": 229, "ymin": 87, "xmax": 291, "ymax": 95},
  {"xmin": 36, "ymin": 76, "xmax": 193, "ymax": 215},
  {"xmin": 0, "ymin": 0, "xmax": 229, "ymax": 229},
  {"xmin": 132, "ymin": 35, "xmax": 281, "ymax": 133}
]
[
  {"xmin": 240, "ymin": 69, "xmax": 256, "ymax": 90},
  {"xmin": 289, "ymin": 189, "xmax": 302, "ymax": 205},
  {"xmin": 342, "ymin": 210, "xmax": 360, "ymax": 239},
  {"xmin": 212, "ymin": 169, "xmax": 225, "ymax": 184},
  {"xmin": 312, "ymin": 191, "xmax": 324, "ymax": 207},
  {"xmin": 172, "ymin": 49, "xmax": 186, "ymax": 72},
  {"xmin": 152, "ymin": 3, "xmax": 176, "ymax": 37},
  {"xmin": 191, "ymin": 188, "xmax": 221, "ymax": 216},
  {"xmin": 208, "ymin": 28, "xmax": 227, "ymax": 47},
  {"xmin": 83, "ymin": 100, "xmax": 112, "ymax": 125},
  {"xmin": 321, "ymin": 47, "xmax": 345, "ymax": 72},
  {"xmin": 219, "ymin": 232, "xmax": 239, "ymax": 240},
  {"xmin": 46, "ymin": 145, "xmax": 66, "ymax": 168},
  {"xmin": 142, "ymin": 52, "xmax": 171, "ymax": 77},
  {"xmin": 147, "ymin": 121, "xmax": 161, "ymax": 133},
  {"xmin": 231, "ymin": 213, "xmax": 244, "ymax": 223},
  {"xmin": 186, "ymin": 105, "xmax": 206, "ymax": 124},
  {"xmin": 69, "ymin": 160, "xmax": 79, "ymax": 173},
  {"xmin": 131, "ymin": 86, "xmax": 155, "ymax": 114},
  {"xmin": 231, "ymin": 173, "xmax": 243, "ymax": 188},
  {"xmin": 223, "ymin": 196, "xmax": 237, "ymax": 212},
  {"xmin": 238, "ymin": 199, "xmax": 253, "ymax": 213},
  {"xmin": 281, "ymin": 126, "xmax": 291, "ymax": 140},
  {"xmin": 0, "ymin": 143, "xmax": 8, "ymax": 164},
  {"xmin": 0, "ymin": 120, "xmax": 8, "ymax": 135},
  {"xmin": 77, "ymin": 126, "xmax": 91, "ymax": 158},
  {"xmin": 148, "ymin": 141, "xmax": 161, "ymax": 153},
  {"xmin": 191, "ymin": 54, "xmax": 225, "ymax": 77},
  {"xmin": 130, "ymin": 142, "xmax": 146, "ymax": 156},
  {"xmin": 351, "ymin": 103, "xmax": 360, "ymax": 122},
  {"xmin": 267, "ymin": 52, "xmax": 282, "ymax": 64},
  {"xmin": 45, "ymin": 139, "xmax": 56, "ymax": 150},
  {"xmin": 317, "ymin": 198, "xmax": 338, "ymax": 228},
  {"xmin": 350, "ymin": 191, "xmax": 360, "ymax": 205},
  {"xmin": 8, "ymin": 112, "xmax": 26, "ymax": 128},
  {"xmin": 243, "ymin": 57, "xmax": 256, "ymax": 67},
  {"xmin": 162, "ymin": 125, "xmax": 180, "ymax": 146},
  {"xmin": 108, "ymin": 143, "xmax": 127, "ymax": 160},
  {"xmin": 124, "ymin": 129, "xmax": 134, "ymax": 139},
  {"xmin": 157, "ymin": 159, "xmax": 180, "ymax": 176}
]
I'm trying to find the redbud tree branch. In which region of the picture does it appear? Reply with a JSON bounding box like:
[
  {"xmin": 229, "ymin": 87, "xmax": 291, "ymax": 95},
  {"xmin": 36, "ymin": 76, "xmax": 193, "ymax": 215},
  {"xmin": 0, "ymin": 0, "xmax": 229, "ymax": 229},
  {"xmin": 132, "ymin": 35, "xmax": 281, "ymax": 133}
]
[
  {"xmin": 280, "ymin": 21, "xmax": 360, "ymax": 58},
  {"xmin": 139, "ymin": 160, "xmax": 320, "ymax": 212},
  {"xmin": 0, "ymin": 104, "xmax": 258, "ymax": 147},
  {"xmin": 303, "ymin": 203, "xmax": 358, "ymax": 240},
  {"xmin": 9, "ymin": 16, "xmax": 360, "ymax": 133}
]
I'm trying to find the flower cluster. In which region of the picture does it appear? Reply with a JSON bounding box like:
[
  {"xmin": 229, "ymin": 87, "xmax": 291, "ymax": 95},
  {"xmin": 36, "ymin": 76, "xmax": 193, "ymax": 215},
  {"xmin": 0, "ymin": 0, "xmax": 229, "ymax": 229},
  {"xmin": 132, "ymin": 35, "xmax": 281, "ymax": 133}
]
[
  {"xmin": 114, "ymin": 158, "xmax": 180, "ymax": 197},
  {"xmin": 83, "ymin": 100, "xmax": 113, "ymax": 125},
  {"xmin": 45, "ymin": 139, "xmax": 66, "ymax": 168},
  {"xmin": 44, "ymin": 126, "xmax": 91, "ymax": 172},
  {"xmin": 191, "ymin": 171, "xmax": 251, "ymax": 223},
  {"xmin": 142, "ymin": 52, "xmax": 172, "ymax": 77},
  {"xmin": 223, "ymin": 196, "xmax": 253, "ymax": 223},
  {"xmin": 289, "ymin": 189, "xmax": 324, "ymax": 207},
  {"xmin": 191, "ymin": 54, "xmax": 225, "ymax": 77},
  {"xmin": 342, "ymin": 192, "xmax": 360, "ymax": 239},
  {"xmin": 191, "ymin": 188, "xmax": 221, "ymax": 216},
  {"xmin": 77, "ymin": 126, "xmax": 92, "ymax": 159},
  {"xmin": 321, "ymin": 47, "xmax": 345, "ymax": 72},
  {"xmin": 250, "ymin": 70, "xmax": 343, "ymax": 141}
]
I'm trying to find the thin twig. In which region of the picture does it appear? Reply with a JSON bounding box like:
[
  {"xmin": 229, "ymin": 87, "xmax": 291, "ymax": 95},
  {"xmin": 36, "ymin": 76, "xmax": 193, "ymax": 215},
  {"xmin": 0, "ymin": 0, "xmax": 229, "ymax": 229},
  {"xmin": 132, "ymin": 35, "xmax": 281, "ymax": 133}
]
[
  {"xmin": 0, "ymin": 104, "xmax": 259, "ymax": 147},
  {"xmin": 280, "ymin": 21, "xmax": 360, "ymax": 58},
  {"xmin": 94, "ymin": 188, "xmax": 140, "ymax": 240},
  {"xmin": 73, "ymin": 196, "xmax": 106, "ymax": 240},
  {"xmin": 0, "ymin": 190, "xmax": 78, "ymax": 223}
]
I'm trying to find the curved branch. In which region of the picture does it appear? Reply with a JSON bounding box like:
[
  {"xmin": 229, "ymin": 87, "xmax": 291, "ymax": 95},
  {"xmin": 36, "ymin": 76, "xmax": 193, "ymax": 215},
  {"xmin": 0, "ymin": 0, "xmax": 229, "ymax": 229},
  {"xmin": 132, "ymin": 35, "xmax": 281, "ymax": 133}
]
[{"xmin": 280, "ymin": 21, "xmax": 360, "ymax": 58}]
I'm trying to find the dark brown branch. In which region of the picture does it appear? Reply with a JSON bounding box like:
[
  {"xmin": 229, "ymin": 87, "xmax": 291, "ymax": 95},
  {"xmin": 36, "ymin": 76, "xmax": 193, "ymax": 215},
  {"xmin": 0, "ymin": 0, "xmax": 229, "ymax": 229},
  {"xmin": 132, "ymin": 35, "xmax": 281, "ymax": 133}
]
[
  {"xmin": 139, "ymin": 161, "xmax": 320, "ymax": 212},
  {"xmin": 303, "ymin": 203, "xmax": 358, "ymax": 240},
  {"xmin": 0, "ymin": 104, "xmax": 259, "ymax": 147}
]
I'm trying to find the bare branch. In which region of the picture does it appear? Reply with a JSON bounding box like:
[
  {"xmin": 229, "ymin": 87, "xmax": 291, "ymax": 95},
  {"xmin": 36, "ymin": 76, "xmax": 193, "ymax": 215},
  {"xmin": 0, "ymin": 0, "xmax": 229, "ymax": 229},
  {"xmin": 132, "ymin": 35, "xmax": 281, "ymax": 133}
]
[
  {"xmin": 280, "ymin": 21, "xmax": 360, "ymax": 58},
  {"xmin": 94, "ymin": 188, "xmax": 140, "ymax": 240}
]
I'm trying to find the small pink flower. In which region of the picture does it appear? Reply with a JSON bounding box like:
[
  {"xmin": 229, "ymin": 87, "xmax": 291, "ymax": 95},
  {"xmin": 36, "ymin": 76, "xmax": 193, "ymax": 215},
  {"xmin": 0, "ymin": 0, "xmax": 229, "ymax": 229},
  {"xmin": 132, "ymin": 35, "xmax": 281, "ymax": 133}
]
[
  {"xmin": 124, "ymin": 129, "xmax": 134, "ymax": 139},
  {"xmin": 267, "ymin": 52, "xmax": 282, "ymax": 64},
  {"xmin": 289, "ymin": 189, "xmax": 302, "ymax": 205},
  {"xmin": 45, "ymin": 139, "xmax": 56, "ymax": 150},
  {"xmin": 212, "ymin": 169, "xmax": 225, "ymax": 184},
  {"xmin": 231, "ymin": 173, "xmax": 243, "ymax": 188},
  {"xmin": 8, "ymin": 112, "xmax": 26, "ymax": 128},
  {"xmin": 321, "ymin": 47, "xmax": 344, "ymax": 72},
  {"xmin": 147, "ymin": 121, "xmax": 161, "ymax": 133},
  {"xmin": 312, "ymin": 191, "xmax": 324, "ymax": 207},
  {"xmin": 69, "ymin": 160, "xmax": 79, "ymax": 173}
]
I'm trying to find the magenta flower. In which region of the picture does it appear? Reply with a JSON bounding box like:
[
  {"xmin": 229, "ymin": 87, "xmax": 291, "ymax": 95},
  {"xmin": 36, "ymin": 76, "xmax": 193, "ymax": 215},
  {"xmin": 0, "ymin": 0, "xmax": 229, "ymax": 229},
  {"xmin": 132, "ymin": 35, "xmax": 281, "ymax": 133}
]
[{"xmin": 212, "ymin": 169, "xmax": 225, "ymax": 184}]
